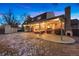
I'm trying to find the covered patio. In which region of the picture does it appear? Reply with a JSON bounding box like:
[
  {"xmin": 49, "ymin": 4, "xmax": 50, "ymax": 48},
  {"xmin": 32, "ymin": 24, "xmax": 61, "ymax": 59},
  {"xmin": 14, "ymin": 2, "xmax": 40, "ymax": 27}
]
[{"xmin": 24, "ymin": 18, "xmax": 64, "ymax": 34}]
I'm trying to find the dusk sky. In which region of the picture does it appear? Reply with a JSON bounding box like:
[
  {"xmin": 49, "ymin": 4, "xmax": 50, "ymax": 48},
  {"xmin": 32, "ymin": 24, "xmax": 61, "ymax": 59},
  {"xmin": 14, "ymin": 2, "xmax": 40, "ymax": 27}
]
[{"xmin": 0, "ymin": 3, "xmax": 79, "ymax": 24}]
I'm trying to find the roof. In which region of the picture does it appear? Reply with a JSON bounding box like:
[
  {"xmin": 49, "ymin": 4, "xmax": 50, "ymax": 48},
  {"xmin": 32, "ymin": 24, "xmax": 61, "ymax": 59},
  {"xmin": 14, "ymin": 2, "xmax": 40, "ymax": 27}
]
[
  {"xmin": 23, "ymin": 12, "xmax": 65, "ymax": 24},
  {"xmin": 32, "ymin": 12, "xmax": 55, "ymax": 18},
  {"xmin": 71, "ymin": 19, "xmax": 79, "ymax": 25}
]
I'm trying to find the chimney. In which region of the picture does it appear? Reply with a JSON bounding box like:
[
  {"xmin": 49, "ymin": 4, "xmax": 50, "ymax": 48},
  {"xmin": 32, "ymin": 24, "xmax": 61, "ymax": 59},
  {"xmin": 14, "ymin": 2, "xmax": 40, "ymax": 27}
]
[
  {"xmin": 65, "ymin": 6, "xmax": 73, "ymax": 36},
  {"xmin": 65, "ymin": 6, "xmax": 71, "ymax": 30},
  {"xmin": 65, "ymin": 6, "xmax": 71, "ymax": 20}
]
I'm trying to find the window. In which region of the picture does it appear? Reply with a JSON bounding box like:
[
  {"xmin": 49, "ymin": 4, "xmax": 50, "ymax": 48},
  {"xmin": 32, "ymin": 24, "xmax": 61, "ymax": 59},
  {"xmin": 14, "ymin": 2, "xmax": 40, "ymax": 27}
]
[
  {"xmin": 37, "ymin": 16, "xmax": 41, "ymax": 20},
  {"xmin": 32, "ymin": 19, "xmax": 34, "ymax": 21}
]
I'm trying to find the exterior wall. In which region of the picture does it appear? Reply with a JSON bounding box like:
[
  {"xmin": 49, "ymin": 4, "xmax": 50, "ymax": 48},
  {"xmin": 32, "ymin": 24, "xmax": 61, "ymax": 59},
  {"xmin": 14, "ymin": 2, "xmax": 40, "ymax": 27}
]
[
  {"xmin": 71, "ymin": 24, "xmax": 79, "ymax": 29},
  {"xmin": 12, "ymin": 27, "xmax": 18, "ymax": 33},
  {"xmin": 5, "ymin": 25, "xmax": 18, "ymax": 34},
  {"xmin": 71, "ymin": 25, "xmax": 79, "ymax": 29},
  {"xmin": 5, "ymin": 25, "xmax": 12, "ymax": 33}
]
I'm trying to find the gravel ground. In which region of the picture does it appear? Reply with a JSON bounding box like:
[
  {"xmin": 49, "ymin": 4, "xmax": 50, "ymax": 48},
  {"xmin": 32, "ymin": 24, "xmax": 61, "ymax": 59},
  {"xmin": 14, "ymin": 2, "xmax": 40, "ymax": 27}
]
[{"xmin": 0, "ymin": 32, "xmax": 79, "ymax": 56}]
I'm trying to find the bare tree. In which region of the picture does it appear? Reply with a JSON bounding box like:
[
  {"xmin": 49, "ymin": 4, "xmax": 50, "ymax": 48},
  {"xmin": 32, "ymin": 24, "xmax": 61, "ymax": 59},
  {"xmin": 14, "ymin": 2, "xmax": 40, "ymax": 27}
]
[
  {"xmin": 22, "ymin": 14, "xmax": 32, "ymax": 31},
  {"xmin": 2, "ymin": 9, "xmax": 20, "ymax": 27},
  {"xmin": 22, "ymin": 15, "xmax": 32, "ymax": 25},
  {"xmin": 26, "ymin": 15, "xmax": 32, "ymax": 22}
]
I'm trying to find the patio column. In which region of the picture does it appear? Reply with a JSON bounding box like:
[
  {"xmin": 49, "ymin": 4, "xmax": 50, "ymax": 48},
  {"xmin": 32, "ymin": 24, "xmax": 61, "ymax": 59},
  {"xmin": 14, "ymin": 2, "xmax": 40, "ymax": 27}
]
[
  {"xmin": 30, "ymin": 24, "xmax": 31, "ymax": 32},
  {"xmin": 45, "ymin": 22, "xmax": 47, "ymax": 33},
  {"xmin": 38, "ymin": 22, "xmax": 41, "ymax": 38},
  {"xmin": 60, "ymin": 20, "xmax": 63, "ymax": 40},
  {"xmin": 39, "ymin": 22, "xmax": 40, "ymax": 32},
  {"xmin": 60, "ymin": 17, "xmax": 64, "ymax": 40}
]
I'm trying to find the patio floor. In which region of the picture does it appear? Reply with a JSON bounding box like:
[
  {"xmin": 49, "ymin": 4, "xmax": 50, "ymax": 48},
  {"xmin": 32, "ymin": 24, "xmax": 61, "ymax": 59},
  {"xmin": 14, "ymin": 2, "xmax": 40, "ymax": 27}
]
[
  {"xmin": 28, "ymin": 33, "xmax": 75, "ymax": 44},
  {"xmin": 0, "ymin": 32, "xmax": 78, "ymax": 56}
]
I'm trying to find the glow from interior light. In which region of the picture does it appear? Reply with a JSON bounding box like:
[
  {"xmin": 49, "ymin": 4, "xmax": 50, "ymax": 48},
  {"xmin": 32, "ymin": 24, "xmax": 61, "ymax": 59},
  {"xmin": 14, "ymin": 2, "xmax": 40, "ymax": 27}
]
[
  {"xmin": 47, "ymin": 26, "xmax": 50, "ymax": 28},
  {"xmin": 41, "ymin": 22, "xmax": 45, "ymax": 27},
  {"xmin": 53, "ymin": 18, "xmax": 59, "ymax": 21},
  {"xmin": 35, "ymin": 23, "xmax": 39, "ymax": 26},
  {"xmin": 23, "ymin": 25, "xmax": 26, "ymax": 27},
  {"xmin": 52, "ymin": 24, "xmax": 55, "ymax": 29},
  {"xmin": 41, "ymin": 22, "xmax": 45, "ymax": 25}
]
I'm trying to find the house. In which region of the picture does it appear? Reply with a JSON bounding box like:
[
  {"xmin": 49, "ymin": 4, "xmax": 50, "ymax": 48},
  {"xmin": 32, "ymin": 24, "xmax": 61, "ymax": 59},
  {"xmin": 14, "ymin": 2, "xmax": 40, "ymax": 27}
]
[
  {"xmin": 71, "ymin": 19, "xmax": 79, "ymax": 36},
  {"xmin": 23, "ymin": 6, "xmax": 79, "ymax": 36},
  {"xmin": 23, "ymin": 13, "xmax": 65, "ymax": 33},
  {"xmin": 71, "ymin": 19, "xmax": 79, "ymax": 29}
]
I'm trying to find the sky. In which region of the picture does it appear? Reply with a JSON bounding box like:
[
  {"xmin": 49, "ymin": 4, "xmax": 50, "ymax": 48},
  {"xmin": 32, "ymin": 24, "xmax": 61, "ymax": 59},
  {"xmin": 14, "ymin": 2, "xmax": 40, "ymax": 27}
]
[{"xmin": 0, "ymin": 3, "xmax": 79, "ymax": 24}]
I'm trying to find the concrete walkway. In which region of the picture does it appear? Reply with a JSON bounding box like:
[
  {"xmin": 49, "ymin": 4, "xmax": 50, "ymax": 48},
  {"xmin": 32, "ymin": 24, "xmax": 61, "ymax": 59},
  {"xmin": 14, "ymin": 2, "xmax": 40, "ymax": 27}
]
[{"xmin": 30, "ymin": 33, "xmax": 76, "ymax": 44}]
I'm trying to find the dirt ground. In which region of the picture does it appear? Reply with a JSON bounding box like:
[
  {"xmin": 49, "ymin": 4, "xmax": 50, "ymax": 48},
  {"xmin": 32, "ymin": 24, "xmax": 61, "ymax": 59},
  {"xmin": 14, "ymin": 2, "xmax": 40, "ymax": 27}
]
[{"xmin": 0, "ymin": 32, "xmax": 79, "ymax": 56}]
